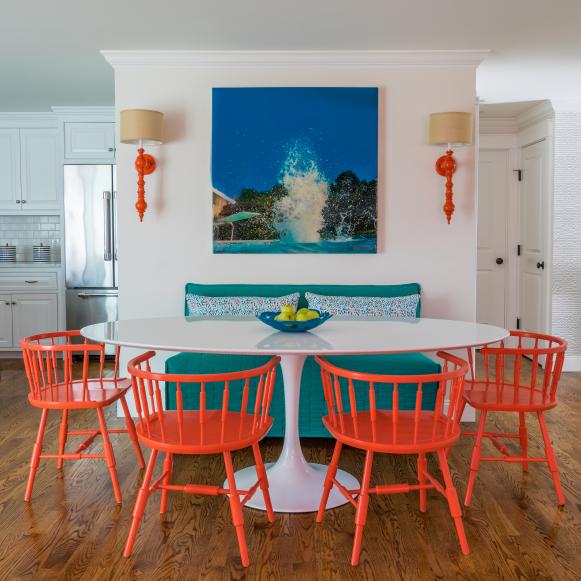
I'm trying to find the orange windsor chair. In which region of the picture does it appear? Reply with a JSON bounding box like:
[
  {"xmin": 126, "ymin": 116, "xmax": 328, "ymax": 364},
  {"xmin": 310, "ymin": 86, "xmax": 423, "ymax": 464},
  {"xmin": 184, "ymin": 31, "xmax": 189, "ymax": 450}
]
[
  {"xmin": 315, "ymin": 352, "xmax": 470, "ymax": 566},
  {"xmin": 20, "ymin": 331, "xmax": 145, "ymax": 503},
  {"xmin": 460, "ymin": 330, "xmax": 567, "ymax": 507},
  {"xmin": 123, "ymin": 351, "xmax": 279, "ymax": 567}
]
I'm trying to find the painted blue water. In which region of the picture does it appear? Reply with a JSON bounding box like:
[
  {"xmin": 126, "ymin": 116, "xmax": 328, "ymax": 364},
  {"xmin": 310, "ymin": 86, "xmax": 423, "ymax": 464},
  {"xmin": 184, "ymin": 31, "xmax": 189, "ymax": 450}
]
[{"xmin": 213, "ymin": 236, "xmax": 377, "ymax": 254}]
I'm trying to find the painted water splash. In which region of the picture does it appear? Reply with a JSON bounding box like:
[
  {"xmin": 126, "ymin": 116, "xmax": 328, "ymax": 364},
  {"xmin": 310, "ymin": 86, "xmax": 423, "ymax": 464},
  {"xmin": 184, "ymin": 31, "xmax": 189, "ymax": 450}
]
[{"xmin": 273, "ymin": 143, "xmax": 329, "ymax": 243}]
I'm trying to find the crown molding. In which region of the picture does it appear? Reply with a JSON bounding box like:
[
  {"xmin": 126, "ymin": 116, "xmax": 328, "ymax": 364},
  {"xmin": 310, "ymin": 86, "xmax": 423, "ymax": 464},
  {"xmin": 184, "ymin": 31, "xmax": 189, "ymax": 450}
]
[
  {"xmin": 101, "ymin": 49, "xmax": 490, "ymax": 69},
  {"xmin": 479, "ymin": 116, "xmax": 518, "ymax": 135},
  {"xmin": 0, "ymin": 112, "xmax": 55, "ymax": 121},
  {"xmin": 516, "ymin": 100, "xmax": 554, "ymax": 130},
  {"xmin": 51, "ymin": 106, "xmax": 115, "ymax": 119}
]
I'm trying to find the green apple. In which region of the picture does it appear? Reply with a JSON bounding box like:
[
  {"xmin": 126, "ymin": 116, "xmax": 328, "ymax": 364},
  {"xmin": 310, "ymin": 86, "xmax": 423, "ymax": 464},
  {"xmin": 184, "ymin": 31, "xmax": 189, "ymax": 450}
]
[
  {"xmin": 274, "ymin": 313, "xmax": 293, "ymax": 322},
  {"xmin": 296, "ymin": 312, "xmax": 310, "ymax": 322},
  {"xmin": 306, "ymin": 310, "xmax": 320, "ymax": 320},
  {"xmin": 281, "ymin": 304, "xmax": 296, "ymax": 316},
  {"xmin": 297, "ymin": 307, "xmax": 310, "ymax": 316}
]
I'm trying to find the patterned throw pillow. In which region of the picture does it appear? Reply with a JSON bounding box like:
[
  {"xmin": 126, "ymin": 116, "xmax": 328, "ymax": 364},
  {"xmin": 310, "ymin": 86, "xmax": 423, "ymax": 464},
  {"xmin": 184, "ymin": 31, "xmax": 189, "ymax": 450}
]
[
  {"xmin": 186, "ymin": 293, "xmax": 300, "ymax": 317},
  {"xmin": 305, "ymin": 292, "xmax": 419, "ymax": 318}
]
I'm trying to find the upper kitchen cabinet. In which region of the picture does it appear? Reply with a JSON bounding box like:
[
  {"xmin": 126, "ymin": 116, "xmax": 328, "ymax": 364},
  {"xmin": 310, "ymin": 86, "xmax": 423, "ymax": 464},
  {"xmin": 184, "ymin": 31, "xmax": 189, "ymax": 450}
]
[
  {"xmin": 64, "ymin": 122, "xmax": 115, "ymax": 160},
  {"xmin": 0, "ymin": 129, "xmax": 22, "ymax": 209},
  {"xmin": 0, "ymin": 127, "xmax": 59, "ymax": 212},
  {"xmin": 20, "ymin": 129, "xmax": 59, "ymax": 210}
]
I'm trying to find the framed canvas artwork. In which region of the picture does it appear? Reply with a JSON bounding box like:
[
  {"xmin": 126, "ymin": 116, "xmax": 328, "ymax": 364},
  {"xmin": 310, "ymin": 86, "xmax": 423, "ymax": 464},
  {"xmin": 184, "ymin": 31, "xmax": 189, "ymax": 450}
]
[{"xmin": 212, "ymin": 87, "xmax": 378, "ymax": 253}]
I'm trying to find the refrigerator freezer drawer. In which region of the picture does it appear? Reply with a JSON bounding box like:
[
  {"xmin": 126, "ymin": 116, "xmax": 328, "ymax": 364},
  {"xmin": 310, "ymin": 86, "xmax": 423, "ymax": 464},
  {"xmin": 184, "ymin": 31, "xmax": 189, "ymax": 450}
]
[{"xmin": 66, "ymin": 289, "xmax": 118, "ymax": 331}]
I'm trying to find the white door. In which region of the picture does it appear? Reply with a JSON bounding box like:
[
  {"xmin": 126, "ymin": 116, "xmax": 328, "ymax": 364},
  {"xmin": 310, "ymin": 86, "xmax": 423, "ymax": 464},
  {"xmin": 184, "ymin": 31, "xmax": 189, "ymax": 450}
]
[
  {"xmin": 0, "ymin": 296, "xmax": 13, "ymax": 348},
  {"xmin": 64, "ymin": 122, "xmax": 116, "ymax": 160},
  {"xmin": 477, "ymin": 150, "xmax": 509, "ymax": 328},
  {"xmin": 11, "ymin": 293, "xmax": 58, "ymax": 343},
  {"xmin": 20, "ymin": 129, "xmax": 59, "ymax": 210},
  {"xmin": 0, "ymin": 129, "xmax": 22, "ymax": 210},
  {"xmin": 519, "ymin": 140, "xmax": 549, "ymax": 333}
]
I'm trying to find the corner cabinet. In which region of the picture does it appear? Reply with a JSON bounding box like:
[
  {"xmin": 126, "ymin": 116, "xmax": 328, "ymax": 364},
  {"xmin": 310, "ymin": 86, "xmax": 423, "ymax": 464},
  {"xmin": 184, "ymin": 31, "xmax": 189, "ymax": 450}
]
[{"xmin": 0, "ymin": 127, "xmax": 59, "ymax": 211}]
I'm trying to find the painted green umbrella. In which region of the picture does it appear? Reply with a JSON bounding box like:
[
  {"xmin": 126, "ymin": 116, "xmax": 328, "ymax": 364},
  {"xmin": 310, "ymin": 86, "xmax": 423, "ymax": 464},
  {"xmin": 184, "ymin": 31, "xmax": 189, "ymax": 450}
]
[{"xmin": 216, "ymin": 212, "xmax": 260, "ymax": 240}]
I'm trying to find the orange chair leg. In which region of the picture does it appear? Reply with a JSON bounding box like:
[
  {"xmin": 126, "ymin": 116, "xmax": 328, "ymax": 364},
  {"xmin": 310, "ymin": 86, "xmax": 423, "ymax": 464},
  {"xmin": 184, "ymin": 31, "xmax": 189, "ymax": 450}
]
[
  {"xmin": 96, "ymin": 408, "xmax": 122, "ymax": 504},
  {"xmin": 124, "ymin": 449, "xmax": 158, "ymax": 557},
  {"xmin": 537, "ymin": 411, "xmax": 565, "ymax": 506},
  {"xmin": 464, "ymin": 410, "xmax": 487, "ymax": 507},
  {"xmin": 351, "ymin": 450, "xmax": 373, "ymax": 566},
  {"xmin": 224, "ymin": 451, "xmax": 249, "ymax": 567},
  {"xmin": 120, "ymin": 395, "xmax": 145, "ymax": 469},
  {"xmin": 160, "ymin": 452, "xmax": 173, "ymax": 514},
  {"xmin": 25, "ymin": 408, "xmax": 49, "ymax": 502},
  {"xmin": 57, "ymin": 409, "xmax": 69, "ymax": 471},
  {"xmin": 418, "ymin": 452, "xmax": 427, "ymax": 512},
  {"xmin": 437, "ymin": 449, "xmax": 469, "ymax": 555},
  {"xmin": 252, "ymin": 443, "xmax": 275, "ymax": 523},
  {"xmin": 317, "ymin": 441, "xmax": 343, "ymax": 523},
  {"xmin": 519, "ymin": 412, "xmax": 528, "ymax": 473}
]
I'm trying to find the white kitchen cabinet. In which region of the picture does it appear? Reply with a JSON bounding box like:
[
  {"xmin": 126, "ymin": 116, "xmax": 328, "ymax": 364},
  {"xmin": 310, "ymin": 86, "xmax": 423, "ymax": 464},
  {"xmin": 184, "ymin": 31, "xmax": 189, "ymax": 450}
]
[
  {"xmin": 0, "ymin": 129, "xmax": 22, "ymax": 210},
  {"xmin": 11, "ymin": 293, "xmax": 58, "ymax": 343},
  {"xmin": 0, "ymin": 295, "xmax": 13, "ymax": 348},
  {"xmin": 64, "ymin": 122, "xmax": 115, "ymax": 160},
  {"xmin": 20, "ymin": 129, "xmax": 59, "ymax": 210}
]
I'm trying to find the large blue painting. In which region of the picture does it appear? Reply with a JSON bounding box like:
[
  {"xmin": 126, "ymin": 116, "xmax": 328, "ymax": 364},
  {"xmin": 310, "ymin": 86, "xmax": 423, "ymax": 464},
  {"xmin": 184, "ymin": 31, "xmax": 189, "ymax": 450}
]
[{"xmin": 212, "ymin": 87, "xmax": 378, "ymax": 253}]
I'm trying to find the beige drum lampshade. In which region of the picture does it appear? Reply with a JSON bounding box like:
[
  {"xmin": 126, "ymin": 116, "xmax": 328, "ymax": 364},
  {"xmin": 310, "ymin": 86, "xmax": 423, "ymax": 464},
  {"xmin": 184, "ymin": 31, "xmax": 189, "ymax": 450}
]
[
  {"xmin": 429, "ymin": 112, "xmax": 473, "ymax": 146},
  {"xmin": 120, "ymin": 109, "xmax": 164, "ymax": 145}
]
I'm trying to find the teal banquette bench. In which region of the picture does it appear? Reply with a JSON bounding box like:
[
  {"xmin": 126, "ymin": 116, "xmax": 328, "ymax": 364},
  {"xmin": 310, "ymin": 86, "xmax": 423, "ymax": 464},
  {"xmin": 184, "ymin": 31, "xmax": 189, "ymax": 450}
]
[{"xmin": 165, "ymin": 283, "xmax": 440, "ymax": 437}]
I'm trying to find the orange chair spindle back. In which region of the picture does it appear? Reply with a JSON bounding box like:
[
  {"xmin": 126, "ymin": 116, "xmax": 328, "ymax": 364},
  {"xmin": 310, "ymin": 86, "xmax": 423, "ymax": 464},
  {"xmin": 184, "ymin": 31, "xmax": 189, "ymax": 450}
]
[
  {"xmin": 127, "ymin": 352, "xmax": 280, "ymax": 446},
  {"xmin": 468, "ymin": 331, "xmax": 567, "ymax": 407},
  {"xmin": 21, "ymin": 331, "xmax": 122, "ymax": 406},
  {"xmin": 316, "ymin": 351, "xmax": 468, "ymax": 449}
]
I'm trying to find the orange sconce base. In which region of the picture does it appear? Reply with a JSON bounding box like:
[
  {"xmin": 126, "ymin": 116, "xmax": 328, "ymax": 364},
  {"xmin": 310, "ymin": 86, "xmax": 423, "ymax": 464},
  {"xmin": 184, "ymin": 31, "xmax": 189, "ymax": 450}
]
[
  {"xmin": 134, "ymin": 148, "xmax": 156, "ymax": 222},
  {"xmin": 435, "ymin": 149, "xmax": 457, "ymax": 224}
]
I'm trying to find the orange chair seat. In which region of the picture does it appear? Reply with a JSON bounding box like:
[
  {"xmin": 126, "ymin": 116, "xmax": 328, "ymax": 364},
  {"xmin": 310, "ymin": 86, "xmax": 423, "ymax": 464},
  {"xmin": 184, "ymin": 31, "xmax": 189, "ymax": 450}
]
[
  {"xmin": 28, "ymin": 378, "xmax": 131, "ymax": 409},
  {"xmin": 464, "ymin": 381, "xmax": 557, "ymax": 411},
  {"xmin": 323, "ymin": 410, "xmax": 461, "ymax": 453},
  {"xmin": 136, "ymin": 410, "xmax": 274, "ymax": 454}
]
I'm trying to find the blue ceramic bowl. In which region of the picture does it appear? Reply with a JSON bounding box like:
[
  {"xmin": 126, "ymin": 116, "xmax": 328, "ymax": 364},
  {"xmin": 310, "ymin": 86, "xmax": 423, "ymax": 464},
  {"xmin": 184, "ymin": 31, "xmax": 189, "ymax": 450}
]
[{"xmin": 257, "ymin": 310, "xmax": 332, "ymax": 333}]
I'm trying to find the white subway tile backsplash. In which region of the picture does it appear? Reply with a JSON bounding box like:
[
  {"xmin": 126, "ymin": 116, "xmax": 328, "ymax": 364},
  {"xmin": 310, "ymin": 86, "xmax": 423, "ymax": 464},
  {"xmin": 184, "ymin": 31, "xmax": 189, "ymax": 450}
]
[{"xmin": 0, "ymin": 215, "xmax": 61, "ymax": 262}]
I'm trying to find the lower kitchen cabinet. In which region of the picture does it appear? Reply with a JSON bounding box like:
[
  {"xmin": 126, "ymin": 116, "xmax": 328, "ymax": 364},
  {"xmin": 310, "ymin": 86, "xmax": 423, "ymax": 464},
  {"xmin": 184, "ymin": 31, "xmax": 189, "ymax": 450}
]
[
  {"xmin": 0, "ymin": 296, "xmax": 13, "ymax": 348},
  {"xmin": 0, "ymin": 293, "xmax": 58, "ymax": 348}
]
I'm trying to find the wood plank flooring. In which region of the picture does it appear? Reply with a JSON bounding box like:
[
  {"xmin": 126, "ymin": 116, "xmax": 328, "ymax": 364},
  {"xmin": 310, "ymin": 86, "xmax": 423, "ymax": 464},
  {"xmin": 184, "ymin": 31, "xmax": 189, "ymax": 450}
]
[{"xmin": 0, "ymin": 357, "xmax": 579, "ymax": 580}]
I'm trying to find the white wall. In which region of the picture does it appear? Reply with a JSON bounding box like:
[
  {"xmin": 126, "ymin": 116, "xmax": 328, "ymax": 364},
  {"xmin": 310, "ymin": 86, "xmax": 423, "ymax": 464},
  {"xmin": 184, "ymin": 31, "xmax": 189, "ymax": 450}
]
[
  {"xmin": 109, "ymin": 52, "xmax": 479, "ymax": 339},
  {"xmin": 552, "ymin": 105, "xmax": 581, "ymax": 371}
]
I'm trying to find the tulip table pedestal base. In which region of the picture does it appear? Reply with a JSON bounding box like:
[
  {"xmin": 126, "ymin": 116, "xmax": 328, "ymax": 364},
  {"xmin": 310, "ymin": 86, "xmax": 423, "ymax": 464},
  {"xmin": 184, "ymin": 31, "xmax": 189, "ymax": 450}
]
[{"xmin": 226, "ymin": 353, "xmax": 359, "ymax": 513}]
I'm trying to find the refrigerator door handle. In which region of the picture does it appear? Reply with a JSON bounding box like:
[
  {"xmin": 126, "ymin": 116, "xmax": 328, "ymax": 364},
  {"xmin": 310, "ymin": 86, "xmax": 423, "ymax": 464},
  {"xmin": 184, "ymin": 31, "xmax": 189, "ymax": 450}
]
[
  {"xmin": 113, "ymin": 190, "xmax": 118, "ymax": 261},
  {"xmin": 103, "ymin": 191, "xmax": 112, "ymax": 261},
  {"xmin": 77, "ymin": 292, "xmax": 119, "ymax": 298}
]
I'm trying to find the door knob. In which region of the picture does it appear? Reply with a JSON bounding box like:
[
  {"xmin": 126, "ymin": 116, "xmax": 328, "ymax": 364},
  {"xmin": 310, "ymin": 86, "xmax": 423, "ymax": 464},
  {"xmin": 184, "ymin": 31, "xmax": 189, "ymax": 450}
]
[
  {"xmin": 537, "ymin": 261, "xmax": 545, "ymax": 270},
  {"xmin": 496, "ymin": 257, "xmax": 504, "ymax": 265}
]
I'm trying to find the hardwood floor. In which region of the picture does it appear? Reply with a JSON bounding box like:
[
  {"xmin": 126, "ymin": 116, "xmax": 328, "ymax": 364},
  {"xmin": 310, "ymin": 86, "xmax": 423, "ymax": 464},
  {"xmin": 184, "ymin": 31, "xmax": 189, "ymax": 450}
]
[{"xmin": 0, "ymin": 357, "xmax": 580, "ymax": 581}]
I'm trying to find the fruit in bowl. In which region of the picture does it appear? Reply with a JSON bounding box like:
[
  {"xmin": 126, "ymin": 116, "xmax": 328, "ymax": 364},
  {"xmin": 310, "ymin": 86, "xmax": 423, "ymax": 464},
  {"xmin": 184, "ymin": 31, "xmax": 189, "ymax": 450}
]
[{"xmin": 274, "ymin": 305, "xmax": 320, "ymax": 322}]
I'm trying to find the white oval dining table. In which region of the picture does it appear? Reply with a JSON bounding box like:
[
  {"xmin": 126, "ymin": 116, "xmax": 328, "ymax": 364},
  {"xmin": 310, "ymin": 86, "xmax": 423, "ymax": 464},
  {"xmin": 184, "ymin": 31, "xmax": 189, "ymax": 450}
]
[{"xmin": 81, "ymin": 316, "xmax": 508, "ymax": 513}]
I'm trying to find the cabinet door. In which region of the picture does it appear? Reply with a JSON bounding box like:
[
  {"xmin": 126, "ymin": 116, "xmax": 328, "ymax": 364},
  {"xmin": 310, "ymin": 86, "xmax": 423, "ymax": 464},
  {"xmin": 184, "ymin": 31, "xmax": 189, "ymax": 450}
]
[
  {"xmin": 20, "ymin": 128, "xmax": 59, "ymax": 210},
  {"xmin": 0, "ymin": 129, "xmax": 22, "ymax": 210},
  {"xmin": 12, "ymin": 293, "xmax": 58, "ymax": 343},
  {"xmin": 0, "ymin": 295, "xmax": 13, "ymax": 348},
  {"xmin": 64, "ymin": 122, "xmax": 115, "ymax": 160}
]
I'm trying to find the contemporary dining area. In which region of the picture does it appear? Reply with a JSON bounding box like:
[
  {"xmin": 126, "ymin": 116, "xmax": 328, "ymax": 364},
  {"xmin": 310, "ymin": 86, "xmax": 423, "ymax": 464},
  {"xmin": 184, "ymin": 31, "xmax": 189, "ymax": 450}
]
[
  {"xmin": 2, "ymin": 6, "xmax": 581, "ymax": 576},
  {"xmin": 5, "ymin": 289, "xmax": 576, "ymax": 579}
]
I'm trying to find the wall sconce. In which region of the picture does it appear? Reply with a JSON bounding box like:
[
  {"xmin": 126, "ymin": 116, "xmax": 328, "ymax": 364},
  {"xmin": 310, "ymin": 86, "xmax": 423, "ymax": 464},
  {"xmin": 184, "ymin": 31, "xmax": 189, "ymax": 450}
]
[
  {"xmin": 429, "ymin": 112, "xmax": 473, "ymax": 224},
  {"xmin": 120, "ymin": 109, "xmax": 164, "ymax": 222}
]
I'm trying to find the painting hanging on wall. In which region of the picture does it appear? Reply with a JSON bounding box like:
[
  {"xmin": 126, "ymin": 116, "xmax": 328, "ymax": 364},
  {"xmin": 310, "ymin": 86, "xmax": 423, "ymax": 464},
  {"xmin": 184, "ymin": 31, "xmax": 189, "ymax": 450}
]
[{"xmin": 212, "ymin": 87, "xmax": 378, "ymax": 254}]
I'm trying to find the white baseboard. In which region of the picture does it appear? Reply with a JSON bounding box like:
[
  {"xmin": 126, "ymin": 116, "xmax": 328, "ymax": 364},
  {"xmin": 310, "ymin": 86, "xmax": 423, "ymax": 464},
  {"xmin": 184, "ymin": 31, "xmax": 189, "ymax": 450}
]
[{"xmin": 563, "ymin": 355, "xmax": 581, "ymax": 372}]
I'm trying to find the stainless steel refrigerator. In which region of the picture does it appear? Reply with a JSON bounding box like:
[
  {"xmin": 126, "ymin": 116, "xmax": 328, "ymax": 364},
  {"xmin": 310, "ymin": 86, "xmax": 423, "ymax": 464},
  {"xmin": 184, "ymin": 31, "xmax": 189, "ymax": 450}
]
[{"xmin": 64, "ymin": 165, "xmax": 118, "ymax": 333}]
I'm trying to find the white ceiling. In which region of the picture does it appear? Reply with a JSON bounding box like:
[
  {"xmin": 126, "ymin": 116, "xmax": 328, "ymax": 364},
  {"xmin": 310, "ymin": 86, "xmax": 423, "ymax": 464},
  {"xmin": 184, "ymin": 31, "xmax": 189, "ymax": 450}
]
[{"xmin": 1, "ymin": 0, "xmax": 580, "ymax": 110}]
